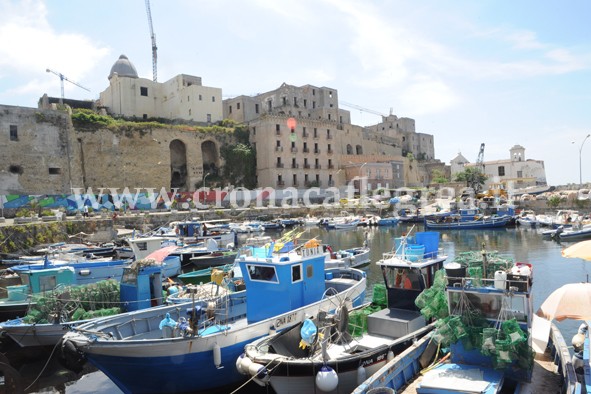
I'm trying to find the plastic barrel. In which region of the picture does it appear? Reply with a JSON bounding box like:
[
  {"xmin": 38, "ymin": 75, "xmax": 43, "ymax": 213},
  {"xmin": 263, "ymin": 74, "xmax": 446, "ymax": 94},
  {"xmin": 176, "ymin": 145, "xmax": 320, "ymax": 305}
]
[
  {"xmin": 444, "ymin": 263, "xmax": 466, "ymax": 286},
  {"xmin": 415, "ymin": 231, "xmax": 439, "ymax": 258},
  {"xmin": 405, "ymin": 245, "xmax": 425, "ymax": 262}
]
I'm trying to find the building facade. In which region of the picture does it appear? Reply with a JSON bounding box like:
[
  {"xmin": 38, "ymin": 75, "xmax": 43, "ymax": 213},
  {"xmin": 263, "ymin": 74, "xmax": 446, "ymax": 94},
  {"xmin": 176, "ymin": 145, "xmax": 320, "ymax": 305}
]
[{"xmin": 99, "ymin": 55, "xmax": 223, "ymax": 123}]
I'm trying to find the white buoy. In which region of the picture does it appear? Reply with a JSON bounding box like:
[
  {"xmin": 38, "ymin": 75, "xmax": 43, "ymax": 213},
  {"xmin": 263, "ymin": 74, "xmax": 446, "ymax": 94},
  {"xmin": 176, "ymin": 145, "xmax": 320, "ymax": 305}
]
[
  {"xmin": 356, "ymin": 365, "xmax": 366, "ymax": 385},
  {"xmin": 236, "ymin": 353, "xmax": 250, "ymax": 375},
  {"xmin": 316, "ymin": 365, "xmax": 338, "ymax": 392},
  {"xmin": 387, "ymin": 350, "xmax": 394, "ymax": 361},
  {"xmin": 248, "ymin": 362, "xmax": 268, "ymax": 380},
  {"xmin": 213, "ymin": 343, "xmax": 222, "ymax": 368}
]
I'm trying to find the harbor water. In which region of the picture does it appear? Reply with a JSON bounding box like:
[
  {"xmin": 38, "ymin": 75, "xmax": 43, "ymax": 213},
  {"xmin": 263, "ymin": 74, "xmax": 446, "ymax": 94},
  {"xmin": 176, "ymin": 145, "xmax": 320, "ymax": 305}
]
[{"xmin": 23, "ymin": 223, "xmax": 591, "ymax": 393}]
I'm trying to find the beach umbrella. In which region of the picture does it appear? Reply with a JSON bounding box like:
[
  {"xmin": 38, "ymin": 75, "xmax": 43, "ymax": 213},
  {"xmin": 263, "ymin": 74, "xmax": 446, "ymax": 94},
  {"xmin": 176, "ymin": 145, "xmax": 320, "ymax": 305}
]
[
  {"xmin": 562, "ymin": 240, "xmax": 591, "ymax": 261},
  {"xmin": 536, "ymin": 282, "xmax": 591, "ymax": 321}
]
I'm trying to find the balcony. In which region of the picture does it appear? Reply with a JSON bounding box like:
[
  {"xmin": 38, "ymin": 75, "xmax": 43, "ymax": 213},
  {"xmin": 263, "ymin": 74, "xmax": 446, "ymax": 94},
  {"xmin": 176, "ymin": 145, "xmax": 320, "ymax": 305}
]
[
  {"xmin": 328, "ymin": 180, "xmax": 335, "ymax": 186},
  {"xmin": 302, "ymin": 132, "xmax": 309, "ymax": 138},
  {"xmin": 291, "ymin": 164, "xmax": 299, "ymax": 169},
  {"xmin": 327, "ymin": 149, "xmax": 333, "ymax": 154},
  {"xmin": 275, "ymin": 129, "xmax": 281, "ymax": 136},
  {"xmin": 313, "ymin": 134, "xmax": 319, "ymax": 140},
  {"xmin": 314, "ymin": 149, "xmax": 321, "ymax": 154},
  {"xmin": 303, "ymin": 147, "xmax": 310, "ymax": 153},
  {"xmin": 275, "ymin": 146, "xmax": 283, "ymax": 152},
  {"xmin": 304, "ymin": 164, "xmax": 311, "ymax": 169},
  {"xmin": 291, "ymin": 147, "xmax": 298, "ymax": 153},
  {"xmin": 276, "ymin": 163, "xmax": 284, "ymax": 168},
  {"xmin": 328, "ymin": 164, "xmax": 334, "ymax": 169},
  {"xmin": 314, "ymin": 164, "xmax": 322, "ymax": 170},
  {"xmin": 327, "ymin": 134, "xmax": 333, "ymax": 140},
  {"xmin": 277, "ymin": 180, "xmax": 285, "ymax": 187},
  {"xmin": 292, "ymin": 181, "xmax": 299, "ymax": 187}
]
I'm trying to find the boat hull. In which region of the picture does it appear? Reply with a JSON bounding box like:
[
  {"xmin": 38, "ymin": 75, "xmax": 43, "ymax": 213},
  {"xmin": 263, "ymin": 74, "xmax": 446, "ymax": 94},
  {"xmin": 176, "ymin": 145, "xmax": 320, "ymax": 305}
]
[{"xmin": 65, "ymin": 276, "xmax": 366, "ymax": 393}]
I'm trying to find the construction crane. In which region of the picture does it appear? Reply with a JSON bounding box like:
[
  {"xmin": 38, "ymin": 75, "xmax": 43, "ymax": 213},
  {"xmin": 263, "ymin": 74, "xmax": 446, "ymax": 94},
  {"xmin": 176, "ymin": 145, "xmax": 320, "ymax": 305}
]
[
  {"xmin": 45, "ymin": 68, "xmax": 90, "ymax": 105},
  {"xmin": 340, "ymin": 101, "xmax": 391, "ymax": 118},
  {"xmin": 145, "ymin": 0, "xmax": 158, "ymax": 82}
]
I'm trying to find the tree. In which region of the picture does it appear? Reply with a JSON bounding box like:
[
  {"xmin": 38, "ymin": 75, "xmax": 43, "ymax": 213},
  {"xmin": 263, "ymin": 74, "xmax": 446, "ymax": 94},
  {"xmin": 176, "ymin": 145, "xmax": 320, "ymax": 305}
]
[
  {"xmin": 454, "ymin": 167, "xmax": 487, "ymax": 192},
  {"xmin": 431, "ymin": 169, "xmax": 449, "ymax": 184},
  {"xmin": 547, "ymin": 195, "xmax": 561, "ymax": 209}
]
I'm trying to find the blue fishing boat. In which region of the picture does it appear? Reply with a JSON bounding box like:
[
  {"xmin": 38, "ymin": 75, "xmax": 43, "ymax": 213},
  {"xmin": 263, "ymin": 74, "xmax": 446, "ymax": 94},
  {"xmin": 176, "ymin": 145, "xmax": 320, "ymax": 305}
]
[
  {"xmin": 238, "ymin": 231, "xmax": 446, "ymax": 393},
  {"xmin": 425, "ymin": 212, "xmax": 512, "ymax": 230},
  {"xmin": 0, "ymin": 257, "xmax": 132, "ymax": 321},
  {"xmin": 62, "ymin": 239, "xmax": 367, "ymax": 393},
  {"xmin": 0, "ymin": 261, "xmax": 165, "ymax": 348}
]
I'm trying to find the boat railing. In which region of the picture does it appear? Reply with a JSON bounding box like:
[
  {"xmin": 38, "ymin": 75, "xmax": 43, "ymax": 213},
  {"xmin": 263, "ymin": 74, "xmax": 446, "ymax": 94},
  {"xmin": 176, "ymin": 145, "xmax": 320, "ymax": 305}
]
[
  {"xmin": 445, "ymin": 275, "xmax": 530, "ymax": 293},
  {"xmin": 381, "ymin": 248, "xmax": 445, "ymax": 263}
]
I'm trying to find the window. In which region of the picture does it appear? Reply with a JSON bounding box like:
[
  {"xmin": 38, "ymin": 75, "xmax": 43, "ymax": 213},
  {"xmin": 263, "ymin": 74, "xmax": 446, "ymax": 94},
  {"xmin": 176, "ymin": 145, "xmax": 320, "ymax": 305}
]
[
  {"xmin": 268, "ymin": 100, "xmax": 272, "ymax": 111},
  {"xmin": 9, "ymin": 125, "xmax": 18, "ymax": 141},
  {"xmin": 303, "ymin": 99, "xmax": 307, "ymax": 107},
  {"xmin": 306, "ymin": 265, "xmax": 313, "ymax": 278},
  {"xmin": 207, "ymin": 114, "xmax": 211, "ymax": 122},
  {"xmin": 291, "ymin": 141, "xmax": 295, "ymax": 149},
  {"xmin": 498, "ymin": 166, "xmax": 505, "ymax": 176},
  {"xmin": 187, "ymin": 96, "xmax": 190, "ymax": 102},
  {"xmin": 276, "ymin": 140, "xmax": 281, "ymax": 147},
  {"xmin": 252, "ymin": 127, "xmax": 256, "ymax": 135},
  {"xmin": 282, "ymin": 97, "xmax": 287, "ymax": 105},
  {"xmin": 189, "ymin": 109, "xmax": 191, "ymax": 116},
  {"xmin": 199, "ymin": 94, "xmax": 202, "ymax": 100},
  {"xmin": 229, "ymin": 105, "xmax": 232, "ymax": 114},
  {"xmin": 247, "ymin": 264, "xmax": 278, "ymax": 283},
  {"xmin": 48, "ymin": 168, "xmax": 61, "ymax": 175},
  {"xmin": 517, "ymin": 170, "xmax": 523, "ymax": 178},
  {"xmin": 293, "ymin": 97, "xmax": 297, "ymax": 106},
  {"xmin": 313, "ymin": 128, "xmax": 318, "ymax": 138},
  {"xmin": 255, "ymin": 103, "xmax": 259, "ymax": 113},
  {"xmin": 140, "ymin": 87, "xmax": 148, "ymax": 96},
  {"xmin": 9, "ymin": 165, "xmax": 23, "ymax": 174},
  {"xmin": 212, "ymin": 96, "xmax": 216, "ymax": 102},
  {"xmin": 276, "ymin": 124, "xmax": 280, "ymax": 132},
  {"xmin": 143, "ymin": 114, "xmax": 148, "ymax": 120},
  {"xmin": 292, "ymin": 264, "xmax": 302, "ymax": 282},
  {"xmin": 237, "ymin": 103, "xmax": 241, "ymax": 110}
]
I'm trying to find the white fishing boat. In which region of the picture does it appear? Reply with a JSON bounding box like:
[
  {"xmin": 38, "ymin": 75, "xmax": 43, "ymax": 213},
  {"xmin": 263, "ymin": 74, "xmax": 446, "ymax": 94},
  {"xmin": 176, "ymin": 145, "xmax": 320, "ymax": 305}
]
[{"xmin": 62, "ymin": 239, "xmax": 367, "ymax": 393}]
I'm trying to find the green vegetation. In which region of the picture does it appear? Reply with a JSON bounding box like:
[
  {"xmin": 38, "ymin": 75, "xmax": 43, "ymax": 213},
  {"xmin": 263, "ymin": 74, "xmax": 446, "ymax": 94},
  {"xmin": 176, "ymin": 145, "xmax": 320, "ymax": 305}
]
[
  {"xmin": 431, "ymin": 169, "xmax": 449, "ymax": 184},
  {"xmin": 454, "ymin": 167, "xmax": 488, "ymax": 191},
  {"xmin": 547, "ymin": 195, "xmax": 562, "ymax": 209}
]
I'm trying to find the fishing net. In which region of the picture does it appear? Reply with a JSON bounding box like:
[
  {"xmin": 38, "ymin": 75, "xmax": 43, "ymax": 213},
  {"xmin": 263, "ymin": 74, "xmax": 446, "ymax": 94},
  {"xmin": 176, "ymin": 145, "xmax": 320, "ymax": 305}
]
[
  {"xmin": 416, "ymin": 269, "xmax": 449, "ymax": 320},
  {"xmin": 347, "ymin": 310, "xmax": 367, "ymax": 337},
  {"xmin": 371, "ymin": 284, "xmax": 387, "ymax": 308},
  {"xmin": 23, "ymin": 279, "xmax": 121, "ymax": 324}
]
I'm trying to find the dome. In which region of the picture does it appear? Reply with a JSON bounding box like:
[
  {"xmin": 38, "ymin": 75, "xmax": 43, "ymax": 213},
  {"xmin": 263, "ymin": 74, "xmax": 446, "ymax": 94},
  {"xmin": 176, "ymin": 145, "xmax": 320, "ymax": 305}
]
[{"xmin": 108, "ymin": 54, "xmax": 138, "ymax": 80}]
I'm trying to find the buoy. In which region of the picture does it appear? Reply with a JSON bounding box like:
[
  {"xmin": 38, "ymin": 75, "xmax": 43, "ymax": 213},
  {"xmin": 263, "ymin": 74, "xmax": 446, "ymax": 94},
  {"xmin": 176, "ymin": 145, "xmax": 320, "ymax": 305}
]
[
  {"xmin": 248, "ymin": 362, "xmax": 268, "ymax": 380},
  {"xmin": 356, "ymin": 365, "xmax": 366, "ymax": 385},
  {"xmin": 236, "ymin": 353, "xmax": 248, "ymax": 375},
  {"xmin": 315, "ymin": 365, "xmax": 338, "ymax": 392},
  {"xmin": 213, "ymin": 343, "xmax": 222, "ymax": 368},
  {"xmin": 387, "ymin": 350, "xmax": 394, "ymax": 361}
]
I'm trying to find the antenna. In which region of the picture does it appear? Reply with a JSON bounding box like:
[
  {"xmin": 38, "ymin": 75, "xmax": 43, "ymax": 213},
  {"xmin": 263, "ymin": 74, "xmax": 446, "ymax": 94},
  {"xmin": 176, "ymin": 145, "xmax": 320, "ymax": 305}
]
[
  {"xmin": 45, "ymin": 68, "xmax": 90, "ymax": 105},
  {"xmin": 145, "ymin": 0, "xmax": 158, "ymax": 82}
]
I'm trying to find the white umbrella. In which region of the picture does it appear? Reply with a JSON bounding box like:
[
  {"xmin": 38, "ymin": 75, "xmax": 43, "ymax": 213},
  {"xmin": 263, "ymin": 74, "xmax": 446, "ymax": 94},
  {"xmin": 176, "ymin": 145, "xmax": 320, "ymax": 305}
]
[{"xmin": 537, "ymin": 282, "xmax": 591, "ymax": 322}]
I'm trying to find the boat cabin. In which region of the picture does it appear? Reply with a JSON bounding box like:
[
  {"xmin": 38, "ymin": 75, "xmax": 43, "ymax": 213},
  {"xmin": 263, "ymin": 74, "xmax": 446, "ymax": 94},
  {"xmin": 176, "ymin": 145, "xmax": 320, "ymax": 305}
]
[
  {"xmin": 120, "ymin": 264, "xmax": 164, "ymax": 312},
  {"xmin": 237, "ymin": 241, "xmax": 326, "ymax": 324}
]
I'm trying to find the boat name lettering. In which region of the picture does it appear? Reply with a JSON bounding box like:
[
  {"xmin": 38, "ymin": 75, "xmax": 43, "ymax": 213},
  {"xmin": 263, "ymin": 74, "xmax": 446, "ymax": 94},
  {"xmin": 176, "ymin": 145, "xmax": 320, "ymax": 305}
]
[{"xmin": 275, "ymin": 312, "xmax": 298, "ymax": 328}]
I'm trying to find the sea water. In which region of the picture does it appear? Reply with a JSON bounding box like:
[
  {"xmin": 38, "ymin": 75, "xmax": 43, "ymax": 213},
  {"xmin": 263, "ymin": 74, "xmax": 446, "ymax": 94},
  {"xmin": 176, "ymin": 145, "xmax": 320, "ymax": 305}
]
[{"xmin": 31, "ymin": 223, "xmax": 590, "ymax": 393}]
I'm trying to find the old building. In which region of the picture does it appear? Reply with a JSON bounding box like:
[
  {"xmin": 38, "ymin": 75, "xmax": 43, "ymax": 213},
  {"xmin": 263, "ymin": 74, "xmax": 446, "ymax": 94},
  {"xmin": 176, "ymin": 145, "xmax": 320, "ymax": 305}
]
[
  {"xmin": 99, "ymin": 55, "xmax": 223, "ymax": 123},
  {"xmin": 223, "ymin": 83, "xmax": 437, "ymax": 191},
  {"xmin": 461, "ymin": 145, "xmax": 547, "ymax": 189}
]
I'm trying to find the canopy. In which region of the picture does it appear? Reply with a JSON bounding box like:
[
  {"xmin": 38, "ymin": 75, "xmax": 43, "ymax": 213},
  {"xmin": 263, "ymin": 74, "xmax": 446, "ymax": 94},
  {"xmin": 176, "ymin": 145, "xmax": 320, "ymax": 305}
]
[
  {"xmin": 537, "ymin": 282, "xmax": 591, "ymax": 321},
  {"xmin": 562, "ymin": 240, "xmax": 591, "ymax": 261},
  {"xmin": 145, "ymin": 245, "xmax": 178, "ymax": 263}
]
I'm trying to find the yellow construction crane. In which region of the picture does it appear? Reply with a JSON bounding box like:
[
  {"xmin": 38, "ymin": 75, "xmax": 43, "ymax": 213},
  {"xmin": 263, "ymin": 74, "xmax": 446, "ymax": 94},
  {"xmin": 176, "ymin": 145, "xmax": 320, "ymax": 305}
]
[
  {"xmin": 340, "ymin": 101, "xmax": 391, "ymax": 118},
  {"xmin": 45, "ymin": 68, "xmax": 90, "ymax": 105},
  {"xmin": 145, "ymin": 0, "xmax": 158, "ymax": 82}
]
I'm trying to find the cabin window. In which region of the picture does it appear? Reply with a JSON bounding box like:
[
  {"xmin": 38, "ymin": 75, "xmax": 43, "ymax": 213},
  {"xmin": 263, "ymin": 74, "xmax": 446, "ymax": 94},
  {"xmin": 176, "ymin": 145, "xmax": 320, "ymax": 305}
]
[
  {"xmin": 247, "ymin": 264, "xmax": 278, "ymax": 283},
  {"xmin": 39, "ymin": 275, "xmax": 57, "ymax": 292},
  {"xmin": 306, "ymin": 265, "xmax": 313, "ymax": 278},
  {"xmin": 382, "ymin": 267, "xmax": 419, "ymax": 290},
  {"xmin": 292, "ymin": 264, "xmax": 302, "ymax": 282},
  {"xmin": 122, "ymin": 269, "xmax": 138, "ymax": 285},
  {"xmin": 136, "ymin": 242, "xmax": 147, "ymax": 251}
]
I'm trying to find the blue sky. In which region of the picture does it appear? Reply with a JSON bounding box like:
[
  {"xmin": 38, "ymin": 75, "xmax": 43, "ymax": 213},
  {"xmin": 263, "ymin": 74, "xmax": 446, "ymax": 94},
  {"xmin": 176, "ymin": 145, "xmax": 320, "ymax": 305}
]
[{"xmin": 1, "ymin": 0, "xmax": 590, "ymax": 186}]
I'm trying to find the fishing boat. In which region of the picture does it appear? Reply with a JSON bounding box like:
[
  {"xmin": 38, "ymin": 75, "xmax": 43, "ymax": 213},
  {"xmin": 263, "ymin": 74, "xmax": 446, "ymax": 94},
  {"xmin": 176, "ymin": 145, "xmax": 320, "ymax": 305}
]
[
  {"xmin": 324, "ymin": 245, "xmax": 371, "ymax": 269},
  {"xmin": 0, "ymin": 257, "xmax": 132, "ymax": 321},
  {"xmin": 0, "ymin": 260, "xmax": 165, "ymax": 348},
  {"xmin": 238, "ymin": 231, "xmax": 446, "ymax": 393},
  {"xmin": 551, "ymin": 224, "xmax": 591, "ymax": 242},
  {"xmin": 425, "ymin": 214, "xmax": 512, "ymax": 229},
  {"xmin": 188, "ymin": 249, "xmax": 238, "ymax": 269},
  {"xmin": 177, "ymin": 263, "xmax": 236, "ymax": 285},
  {"xmin": 351, "ymin": 252, "xmax": 582, "ymax": 394},
  {"xmin": 377, "ymin": 216, "xmax": 400, "ymax": 226},
  {"xmin": 62, "ymin": 239, "xmax": 367, "ymax": 393}
]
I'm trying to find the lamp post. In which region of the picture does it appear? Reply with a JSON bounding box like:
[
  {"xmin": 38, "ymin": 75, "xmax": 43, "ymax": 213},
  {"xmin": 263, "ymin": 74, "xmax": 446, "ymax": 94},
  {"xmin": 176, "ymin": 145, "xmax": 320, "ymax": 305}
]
[
  {"xmin": 578, "ymin": 134, "xmax": 590, "ymax": 186},
  {"xmin": 202, "ymin": 172, "xmax": 210, "ymax": 208}
]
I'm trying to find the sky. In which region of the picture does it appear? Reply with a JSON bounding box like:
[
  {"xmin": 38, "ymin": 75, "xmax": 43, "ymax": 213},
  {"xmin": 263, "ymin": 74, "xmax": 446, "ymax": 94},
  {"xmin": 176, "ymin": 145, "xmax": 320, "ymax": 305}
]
[{"xmin": 1, "ymin": 0, "xmax": 590, "ymax": 186}]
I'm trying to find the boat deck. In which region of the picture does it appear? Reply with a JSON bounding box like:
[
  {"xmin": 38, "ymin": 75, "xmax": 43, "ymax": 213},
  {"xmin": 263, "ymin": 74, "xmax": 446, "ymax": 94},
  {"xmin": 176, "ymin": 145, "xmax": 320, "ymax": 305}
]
[{"xmin": 397, "ymin": 348, "xmax": 562, "ymax": 394}]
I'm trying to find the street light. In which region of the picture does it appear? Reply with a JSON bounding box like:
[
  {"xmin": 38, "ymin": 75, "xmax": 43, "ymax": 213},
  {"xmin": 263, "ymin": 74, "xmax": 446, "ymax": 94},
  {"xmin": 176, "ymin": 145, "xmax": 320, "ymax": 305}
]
[{"xmin": 578, "ymin": 134, "xmax": 590, "ymax": 185}]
